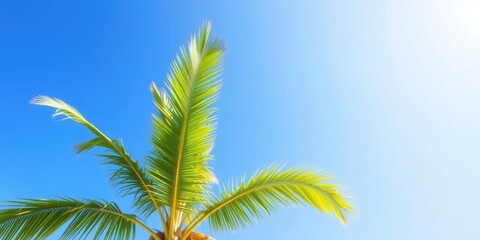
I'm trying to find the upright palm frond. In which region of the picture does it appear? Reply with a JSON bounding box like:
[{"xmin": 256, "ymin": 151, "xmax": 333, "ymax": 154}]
[
  {"xmin": 181, "ymin": 164, "xmax": 354, "ymax": 238},
  {"xmin": 146, "ymin": 22, "xmax": 224, "ymax": 234},
  {"xmin": 30, "ymin": 97, "xmax": 162, "ymax": 218},
  {"xmin": 0, "ymin": 198, "xmax": 155, "ymax": 240}
]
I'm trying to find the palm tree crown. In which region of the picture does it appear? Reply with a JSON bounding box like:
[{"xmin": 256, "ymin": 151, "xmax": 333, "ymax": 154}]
[{"xmin": 0, "ymin": 22, "xmax": 354, "ymax": 240}]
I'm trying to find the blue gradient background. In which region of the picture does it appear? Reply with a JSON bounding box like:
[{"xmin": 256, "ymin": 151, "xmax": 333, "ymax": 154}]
[{"xmin": 1, "ymin": 1, "xmax": 479, "ymax": 239}]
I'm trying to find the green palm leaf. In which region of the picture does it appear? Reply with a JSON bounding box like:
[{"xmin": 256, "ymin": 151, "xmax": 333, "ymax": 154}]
[
  {"xmin": 30, "ymin": 97, "xmax": 162, "ymax": 218},
  {"xmin": 0, "ymin": 22, "xmax": 355, "ymax": 240},
  {"xmin": 181, "ymin": 164, "xmax": 354, "ymax": 238},
  {"xmin": 146, "ymin": 22, "xmax": 224, "ymax": 234},
  {"xmin": 0, "ymin": 198, "xmax": 155, "ymax": 239}
]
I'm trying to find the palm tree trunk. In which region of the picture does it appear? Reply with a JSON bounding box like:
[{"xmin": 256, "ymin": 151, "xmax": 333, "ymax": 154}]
[
  {"xmin": 149, "ymin": 231, "xmax": 214, "ymax": 240},
  {"xmin": 149, "ymin": 231, "xmax": 165, "ymax": 240}
]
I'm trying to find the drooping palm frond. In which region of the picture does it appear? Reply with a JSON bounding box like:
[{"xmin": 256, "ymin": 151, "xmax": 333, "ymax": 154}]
[
  {"xmin": 0, "ymin": 198, "xmax": 156, "ymax": 240},
  {"xmin": 146, "ymin": 22, "xmax": 224, "ymax": 234},
  {"xmin": 181, "ymin": 164, "xmax": 354, "ymax": 238},
  {"xmin": 30, "ymin": 97, "xmax": 162, "ymax": 219}
]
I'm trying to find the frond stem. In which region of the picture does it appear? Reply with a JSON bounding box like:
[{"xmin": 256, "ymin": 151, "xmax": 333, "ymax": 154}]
[
  {"xmin": 86, "ymin": 125, "xmax": 166, "ymax": 227},
  {"xmin": 96, "ymin": 208, "xmax": 160, "ymax": 240},
  {"xmin": 169, "ymin": 46, "xmax": 203, "ymax": 236}
]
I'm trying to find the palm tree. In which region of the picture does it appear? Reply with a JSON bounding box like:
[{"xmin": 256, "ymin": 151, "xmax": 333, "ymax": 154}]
[{"xmin": 0, "ymin": 22, "xmax": 354, "ymax": 240}]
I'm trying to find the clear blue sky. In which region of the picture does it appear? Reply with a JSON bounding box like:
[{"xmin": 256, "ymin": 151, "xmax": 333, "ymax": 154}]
[{"xmin": 1, "ymin": 0, "xmax": 479, "ymax": 239}]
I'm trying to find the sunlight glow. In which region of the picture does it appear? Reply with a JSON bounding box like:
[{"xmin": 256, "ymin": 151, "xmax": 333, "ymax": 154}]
[{"xmin": 452, "ymin": 0, "xmax": 480, "ymax": 41}]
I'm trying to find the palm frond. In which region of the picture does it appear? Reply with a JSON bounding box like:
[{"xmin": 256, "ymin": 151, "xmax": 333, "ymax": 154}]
[
  {"xmin": 30, "ymin": 96, "xmax": 162, "ymax": 218},
  {"xmin": 0, "ymin": 198, "xmax": 155, "ymax": 240},
  {"xmin": 183, "ymin": 164, "xmax": 354, "ymax": 236},
  {"xmin": 146, "ymin": 22, "xmax": 224, "ymax": 233}
]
